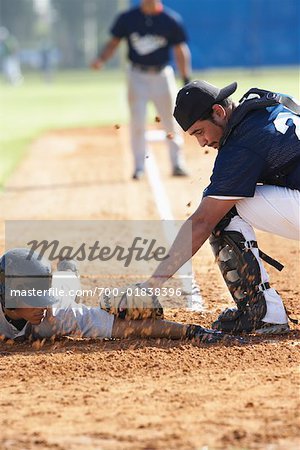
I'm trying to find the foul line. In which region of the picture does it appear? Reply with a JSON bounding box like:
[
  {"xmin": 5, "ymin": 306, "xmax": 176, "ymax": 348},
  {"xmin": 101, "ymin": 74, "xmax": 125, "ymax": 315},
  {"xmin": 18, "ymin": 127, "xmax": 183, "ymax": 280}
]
[{"xmin": 145, "ymin": 130, "xmax": 203, "ymax": 311}]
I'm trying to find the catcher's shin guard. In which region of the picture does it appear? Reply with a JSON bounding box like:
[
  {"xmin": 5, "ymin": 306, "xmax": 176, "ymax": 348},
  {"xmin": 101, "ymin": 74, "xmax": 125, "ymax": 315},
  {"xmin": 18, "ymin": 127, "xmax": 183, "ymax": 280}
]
[{"xmin": 209, "ymin": 231, "xmax": 267, "ymax": 332}]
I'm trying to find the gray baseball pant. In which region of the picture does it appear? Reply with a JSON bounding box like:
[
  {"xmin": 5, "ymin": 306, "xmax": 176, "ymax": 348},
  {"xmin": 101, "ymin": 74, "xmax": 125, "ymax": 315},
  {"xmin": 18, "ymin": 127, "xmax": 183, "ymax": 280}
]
[{"xmin": 127, "ymin": 65, "xmax": 185, "ymax": 172}]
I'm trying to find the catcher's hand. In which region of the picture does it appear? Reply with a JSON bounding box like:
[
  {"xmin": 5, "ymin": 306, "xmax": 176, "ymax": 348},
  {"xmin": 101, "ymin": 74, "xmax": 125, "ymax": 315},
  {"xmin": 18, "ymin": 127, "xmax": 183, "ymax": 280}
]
[{"xmin": 99, "ymin": 284, "xmax": 164, "ymax": 320}]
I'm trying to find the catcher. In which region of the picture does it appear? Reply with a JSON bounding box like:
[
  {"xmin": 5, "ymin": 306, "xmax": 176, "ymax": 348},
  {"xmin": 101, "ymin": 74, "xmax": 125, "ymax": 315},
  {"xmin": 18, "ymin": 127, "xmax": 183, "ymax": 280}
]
[
  {"xmin": 102, "ymin": 80, "xmax": 299, "ymax": 335},
  {"xmin": 0, "ymin": 248, "xmax": 234, "ymax": 344}
]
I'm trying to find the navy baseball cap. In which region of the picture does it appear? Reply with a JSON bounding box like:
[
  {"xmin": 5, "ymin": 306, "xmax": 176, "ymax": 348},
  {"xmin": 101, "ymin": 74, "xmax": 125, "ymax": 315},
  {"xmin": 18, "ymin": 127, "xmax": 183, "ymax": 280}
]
[
  {"xmin": 0, "ymin": 248, "xmax": 58, "ymax": 308},
  {"xmin": 174, "ymin": 80, "xmax": 238, "ymax": 131}
]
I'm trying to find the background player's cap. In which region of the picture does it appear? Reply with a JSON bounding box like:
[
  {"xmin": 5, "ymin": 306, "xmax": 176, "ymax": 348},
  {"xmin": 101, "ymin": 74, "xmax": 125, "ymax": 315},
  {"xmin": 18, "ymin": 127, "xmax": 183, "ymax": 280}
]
[
  {"xmin": 0, "ymin": 248, "xmax": 58, "ymax": 308},
  {"xmin": 174, "ymin": 80, "xmax": 237, "ymax": 131}
]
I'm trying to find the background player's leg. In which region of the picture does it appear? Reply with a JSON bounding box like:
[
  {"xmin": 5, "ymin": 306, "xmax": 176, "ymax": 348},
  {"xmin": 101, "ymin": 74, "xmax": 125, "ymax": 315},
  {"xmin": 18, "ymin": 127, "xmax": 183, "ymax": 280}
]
[
  {"xmin": 128, "ymin": 68, "xmax": 149, "ymax": 177},
  {"xmin": 236, "ymin": 185, "xmax": 300, "ymax": 240},
  {"xmin": 151, "ymin": 67, "xmax": 186, "ymax": 174}
]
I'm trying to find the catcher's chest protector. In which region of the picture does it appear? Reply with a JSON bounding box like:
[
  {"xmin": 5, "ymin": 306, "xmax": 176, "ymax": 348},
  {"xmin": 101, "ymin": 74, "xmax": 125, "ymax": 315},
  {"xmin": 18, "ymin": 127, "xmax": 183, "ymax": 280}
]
[{"xmin": 221, "ymin": 87, "xmax": 300, "ymax": 146}]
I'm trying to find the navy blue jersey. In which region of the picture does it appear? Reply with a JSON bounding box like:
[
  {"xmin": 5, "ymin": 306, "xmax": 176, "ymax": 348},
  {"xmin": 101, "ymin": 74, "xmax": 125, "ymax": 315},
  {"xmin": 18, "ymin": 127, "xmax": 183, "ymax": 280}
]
[
  {"xmin": 204, "ymin": 104, "xmax": 300, "ymax": 198},
  {"xmin": 110, "ymin": 6, "xmax": 187, "ymax": 66}
]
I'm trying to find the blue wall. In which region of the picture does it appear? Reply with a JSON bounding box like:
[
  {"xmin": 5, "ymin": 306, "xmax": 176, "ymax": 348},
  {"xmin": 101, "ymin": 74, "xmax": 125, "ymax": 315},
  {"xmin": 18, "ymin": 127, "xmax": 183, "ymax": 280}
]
[{"xmin": 131, "ymin": 0, "xmax": 300, "ymax": 68}]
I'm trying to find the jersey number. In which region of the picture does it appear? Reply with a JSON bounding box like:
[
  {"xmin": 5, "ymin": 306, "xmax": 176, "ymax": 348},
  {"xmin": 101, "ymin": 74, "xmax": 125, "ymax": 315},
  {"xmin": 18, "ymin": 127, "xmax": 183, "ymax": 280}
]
[{"xmin": 274, "ymin": 112, "xmax": 300, "ymax": 139}]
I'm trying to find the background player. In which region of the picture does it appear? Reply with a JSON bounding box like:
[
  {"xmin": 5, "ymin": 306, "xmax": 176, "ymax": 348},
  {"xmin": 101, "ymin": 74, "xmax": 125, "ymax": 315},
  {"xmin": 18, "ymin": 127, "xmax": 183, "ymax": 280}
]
[
  {"xmin": 0, "ymin": 26, "xmax": 23, "ymax": 85},
  {"xmin": 91, "ymin": 0, "xmax": 191, "ymax": 180}
]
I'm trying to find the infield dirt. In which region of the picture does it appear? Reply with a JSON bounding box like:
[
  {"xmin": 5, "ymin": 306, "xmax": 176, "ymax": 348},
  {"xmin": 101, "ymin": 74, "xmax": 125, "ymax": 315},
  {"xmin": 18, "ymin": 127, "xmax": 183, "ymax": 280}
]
[{"xmin": 0, "ymin": 126, "xmax": 299, "ymax": 450}]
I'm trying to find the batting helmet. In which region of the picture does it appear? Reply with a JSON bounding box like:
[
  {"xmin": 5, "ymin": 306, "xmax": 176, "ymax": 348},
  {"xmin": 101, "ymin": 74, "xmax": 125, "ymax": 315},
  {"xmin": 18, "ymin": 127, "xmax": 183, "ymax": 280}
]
[{"xmin": 0, "ymin": 248, "xmax": 58, "ymax": 308}]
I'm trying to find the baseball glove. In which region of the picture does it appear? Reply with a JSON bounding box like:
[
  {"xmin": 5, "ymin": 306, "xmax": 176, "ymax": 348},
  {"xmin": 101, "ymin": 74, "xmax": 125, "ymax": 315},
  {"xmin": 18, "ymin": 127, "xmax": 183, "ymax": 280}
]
[{"xmin": 99, "ymin": 284, "xmax": 164, "ymax": 320}]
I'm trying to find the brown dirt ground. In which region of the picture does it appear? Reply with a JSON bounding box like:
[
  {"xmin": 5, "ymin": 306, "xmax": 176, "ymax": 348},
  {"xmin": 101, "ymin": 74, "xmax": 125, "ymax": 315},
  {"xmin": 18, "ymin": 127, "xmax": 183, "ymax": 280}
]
[{"xmin": 0, "ymin": 126, "xmax": 299, "ymax": 450}]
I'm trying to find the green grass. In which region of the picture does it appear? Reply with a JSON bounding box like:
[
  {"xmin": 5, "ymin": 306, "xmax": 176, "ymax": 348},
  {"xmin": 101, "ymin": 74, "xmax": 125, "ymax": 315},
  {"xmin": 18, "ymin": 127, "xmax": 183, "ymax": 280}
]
[
  {"xmin": 0, "ymin": 67, "xmax": 299, "ymax": 186},
  {"xmin": 0, "ymin": 70, "xmax": 128, "ymax": 186}
]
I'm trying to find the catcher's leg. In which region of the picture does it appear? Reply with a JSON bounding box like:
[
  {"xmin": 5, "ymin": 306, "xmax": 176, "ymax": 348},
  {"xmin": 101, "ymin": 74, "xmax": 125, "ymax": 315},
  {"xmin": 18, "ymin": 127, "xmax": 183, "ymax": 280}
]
[
  {"xmin": 236, "ymin": 185, "xmax": 300, "ymax": 240},
  {"xmin": 210, "ymin": 214, "xmax": 288, "ymax": 334}
]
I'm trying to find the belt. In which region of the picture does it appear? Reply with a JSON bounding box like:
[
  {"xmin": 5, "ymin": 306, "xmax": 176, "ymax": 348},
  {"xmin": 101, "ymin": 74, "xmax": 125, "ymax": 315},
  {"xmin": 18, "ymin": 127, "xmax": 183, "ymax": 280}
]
[{"xmin": 131, "ymin": 63, "xmax": 166, "ymax": 73}]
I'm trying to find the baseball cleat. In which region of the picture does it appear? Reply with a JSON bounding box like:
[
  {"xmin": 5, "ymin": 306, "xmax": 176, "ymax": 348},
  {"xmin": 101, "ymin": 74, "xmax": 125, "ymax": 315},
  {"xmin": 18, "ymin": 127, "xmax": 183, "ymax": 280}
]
[
  {"xmin": 254, "ymin": 322, "xmax": 290, "ymax": 335},
  {"xmin": 172, "ymin": 166, "xmax": 189, "ymax": 177},
  {"xmin": 132, "ymin": 169, "xmax": 144, "ymax": 180}
]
